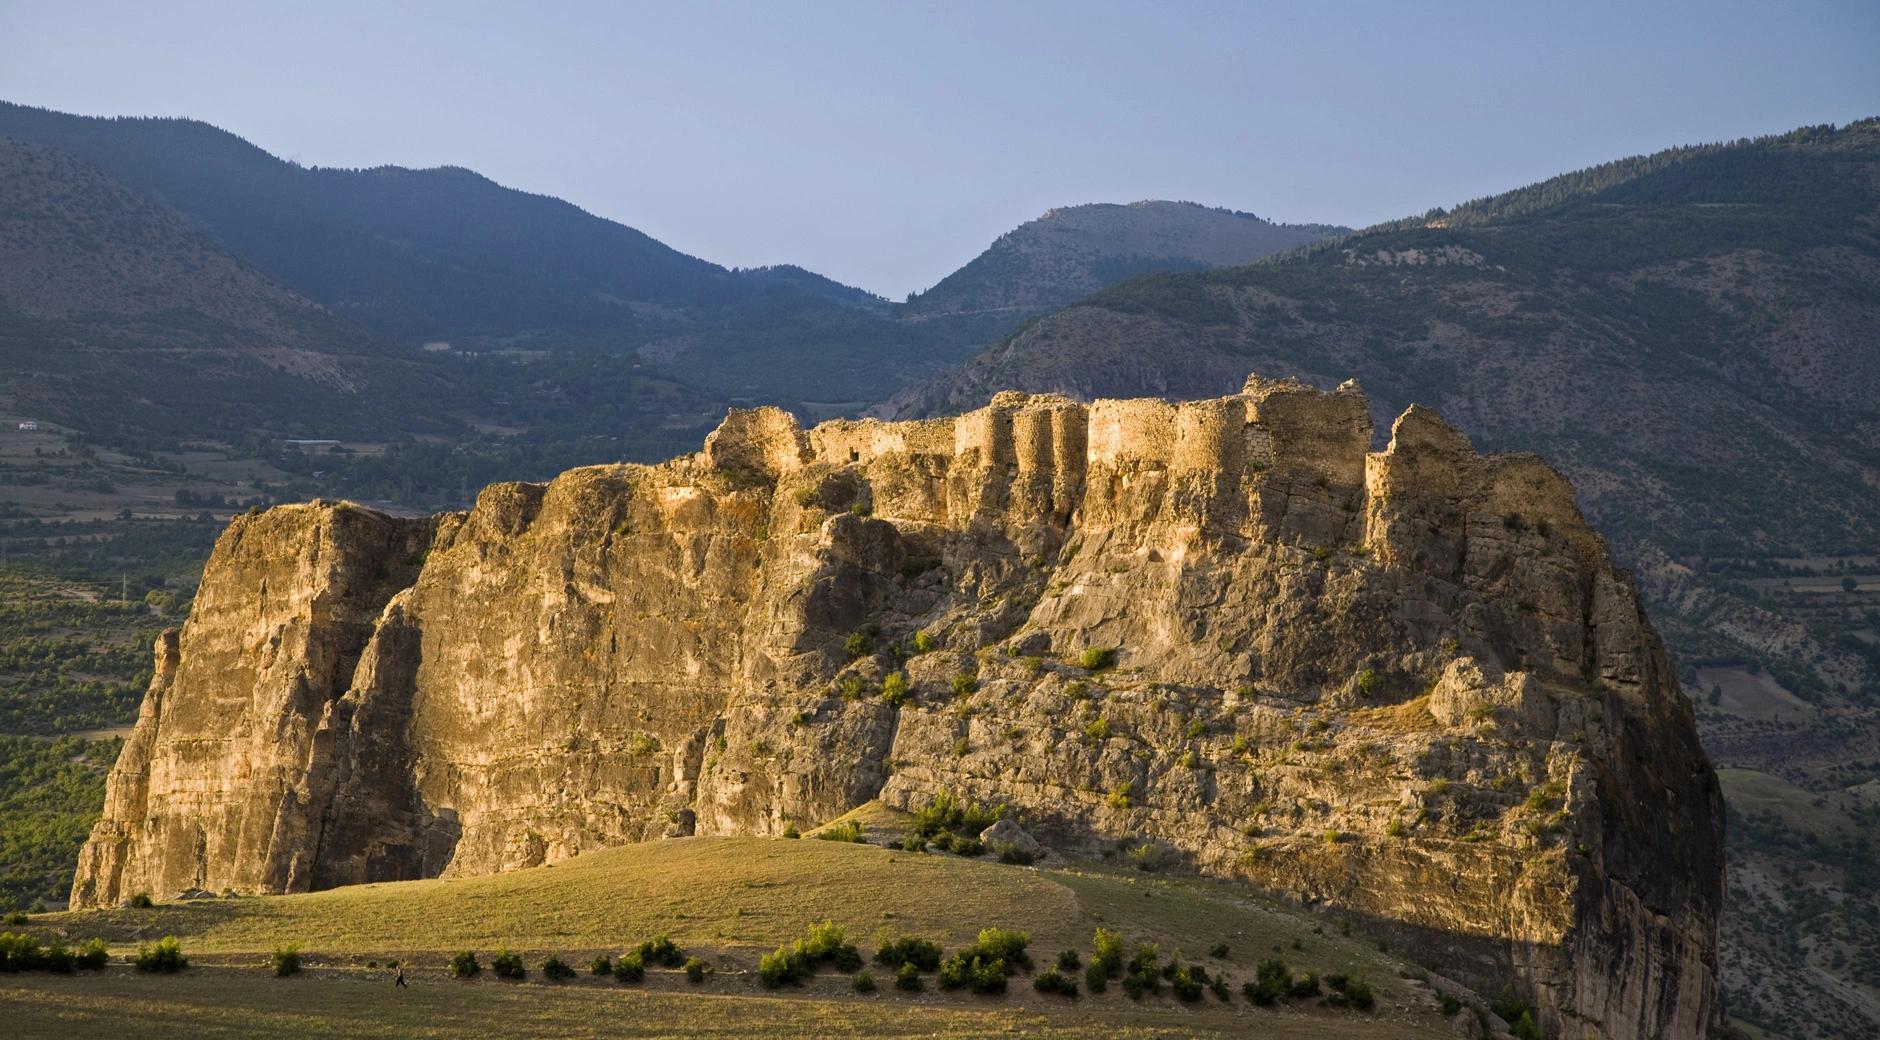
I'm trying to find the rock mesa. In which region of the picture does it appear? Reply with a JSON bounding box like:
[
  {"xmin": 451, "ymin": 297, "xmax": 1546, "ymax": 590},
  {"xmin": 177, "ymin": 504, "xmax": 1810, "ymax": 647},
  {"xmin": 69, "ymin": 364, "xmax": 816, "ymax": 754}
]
[{"xmin": 72, "ymin": 376, "xmax": 1723, "ymax": 1039}]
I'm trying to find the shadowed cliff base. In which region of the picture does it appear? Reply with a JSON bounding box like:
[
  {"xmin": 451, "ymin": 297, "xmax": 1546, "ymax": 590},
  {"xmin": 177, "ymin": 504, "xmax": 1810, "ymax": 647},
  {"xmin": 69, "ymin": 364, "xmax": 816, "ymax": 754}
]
[{"xmin": 69, "ymin": 375, "xmax": 1724, "ymax": 1039}]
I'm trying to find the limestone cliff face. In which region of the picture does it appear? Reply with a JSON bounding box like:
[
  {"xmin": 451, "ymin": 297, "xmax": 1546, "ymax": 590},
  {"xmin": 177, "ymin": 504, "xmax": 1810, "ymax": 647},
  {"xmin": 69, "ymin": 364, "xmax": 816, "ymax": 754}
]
[{"xmin": 73, "ymin": 376, "xmax": 1722, "ymax": 1040}]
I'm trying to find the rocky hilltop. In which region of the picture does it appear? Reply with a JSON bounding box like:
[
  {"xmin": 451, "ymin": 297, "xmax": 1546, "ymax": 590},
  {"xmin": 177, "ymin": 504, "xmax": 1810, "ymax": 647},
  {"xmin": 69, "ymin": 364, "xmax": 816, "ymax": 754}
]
[
  {"xmin": 906, "ymin": 201, "xmax": 1344, "ymax": 319},
  {"xmin": 72, "ymin": 376, "xmax": 1722, "ymax": 1039}
]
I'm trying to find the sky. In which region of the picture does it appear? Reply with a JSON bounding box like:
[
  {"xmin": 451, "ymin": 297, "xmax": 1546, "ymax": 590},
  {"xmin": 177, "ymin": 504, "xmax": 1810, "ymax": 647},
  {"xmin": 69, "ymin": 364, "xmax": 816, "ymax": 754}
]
[{"xmin": 2, "ymin": 1, "xmax": 1875, "ymax": 299}]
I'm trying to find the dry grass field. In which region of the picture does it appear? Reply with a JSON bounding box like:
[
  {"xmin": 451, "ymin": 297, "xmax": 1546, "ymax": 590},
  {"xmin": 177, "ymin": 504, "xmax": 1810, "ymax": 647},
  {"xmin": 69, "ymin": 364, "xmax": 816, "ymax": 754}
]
[
  {"xmin": 0, "ymin": 968, "xmax": 1431, "ymax": 1040},
  {"xmin": 8, "ymin": 835, "xmax": 1461, "ymax": 1039}
]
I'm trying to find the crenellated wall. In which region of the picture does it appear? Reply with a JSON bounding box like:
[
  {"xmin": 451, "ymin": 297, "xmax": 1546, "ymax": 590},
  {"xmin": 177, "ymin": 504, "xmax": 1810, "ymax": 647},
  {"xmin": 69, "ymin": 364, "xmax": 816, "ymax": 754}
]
[{"xmin": 74, "ymin": 376, "xmax": 1722, "ymax": 1040}]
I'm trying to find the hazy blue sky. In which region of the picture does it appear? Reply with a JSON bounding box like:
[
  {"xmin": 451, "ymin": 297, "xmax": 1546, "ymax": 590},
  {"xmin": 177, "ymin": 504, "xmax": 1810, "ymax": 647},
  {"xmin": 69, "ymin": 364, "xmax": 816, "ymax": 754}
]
[{"xmin": 3, "ymin": 1, "xmax": 1875, "ymax": 297}]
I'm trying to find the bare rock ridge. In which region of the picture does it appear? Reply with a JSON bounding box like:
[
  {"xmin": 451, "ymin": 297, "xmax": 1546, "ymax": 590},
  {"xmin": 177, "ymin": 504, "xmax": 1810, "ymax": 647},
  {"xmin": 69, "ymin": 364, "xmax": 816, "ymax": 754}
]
[{"xmin": 71, "ymin": 376, "xmax": 1723, "ymax": 1039}]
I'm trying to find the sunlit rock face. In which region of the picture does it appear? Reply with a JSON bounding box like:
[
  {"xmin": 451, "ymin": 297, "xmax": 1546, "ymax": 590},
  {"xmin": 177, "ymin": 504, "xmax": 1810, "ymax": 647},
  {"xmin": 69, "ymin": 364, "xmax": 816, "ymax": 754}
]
[{"xmin": 73, "ymin": 375, "xmax": 1722, "ymax": 1040}]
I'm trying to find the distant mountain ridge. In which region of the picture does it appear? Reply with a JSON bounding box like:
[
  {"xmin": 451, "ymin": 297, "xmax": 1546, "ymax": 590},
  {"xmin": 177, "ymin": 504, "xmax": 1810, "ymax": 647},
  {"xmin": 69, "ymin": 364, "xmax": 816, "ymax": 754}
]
[
  {"xmin": 0, "ymin": 102, "xmax": 881, "ymax": 349},
  {"xmin": 0, "ymin": 100, "xmax": 1346, "ymax": 411},
  {"xmin": 907, "ymin": 200, "xmax": 1346, "ymax": 318},
  {"xmin": 0, "ymin": 136, "xmax": 436, "ymax": 444}
]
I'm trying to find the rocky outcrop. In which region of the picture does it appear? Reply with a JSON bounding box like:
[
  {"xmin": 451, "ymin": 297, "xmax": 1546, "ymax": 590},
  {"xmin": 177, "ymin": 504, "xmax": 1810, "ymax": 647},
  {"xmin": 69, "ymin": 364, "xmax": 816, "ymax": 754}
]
[{"xmin": 73, "ymin": 375, "xmax": 1723, "ymax": 1040}]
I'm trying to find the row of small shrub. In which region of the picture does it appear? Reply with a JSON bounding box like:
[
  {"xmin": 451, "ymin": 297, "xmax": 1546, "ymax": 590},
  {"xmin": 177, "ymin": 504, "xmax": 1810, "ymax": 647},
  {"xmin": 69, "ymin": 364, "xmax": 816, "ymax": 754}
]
[
  {"xmin": 937, "ymin": 928, "xmax": 1031, "ymax": 995},
  {"xmin": 0, "ymin": 933, "xmax": 111, "ymax": 973},
  {"xmin": 436, "ymin": 925, "xmax": 1373, "ymax": 1012},
  {"xmin": 1114, "ymin": 943, "xmax": 1222, "ymax": 1001},
  {"xmin": 449, "ymin": 935, "xmax": 693, "ymax": 984},
  {"xmin": 1079, "ymin": 929, "xmax": 1372, "ymax": 1013},
  {"xmin": 759, "ymin": 920, "xmax": 863, "ymax": 988},
  {"xmin": 1242, "ymin": 956, "xmax": 1372, "ymax": 1009},
  {"xmin": 897, "ymin": 829, "xmax": 998, "ymax": 857}
]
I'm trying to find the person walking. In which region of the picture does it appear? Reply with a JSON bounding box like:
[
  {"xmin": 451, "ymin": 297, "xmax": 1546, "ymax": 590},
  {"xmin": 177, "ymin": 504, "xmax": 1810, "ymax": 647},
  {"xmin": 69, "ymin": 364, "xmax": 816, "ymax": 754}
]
[{"xmin": 394, "ymin": 964, "xmax": 408, "ymax": 988}]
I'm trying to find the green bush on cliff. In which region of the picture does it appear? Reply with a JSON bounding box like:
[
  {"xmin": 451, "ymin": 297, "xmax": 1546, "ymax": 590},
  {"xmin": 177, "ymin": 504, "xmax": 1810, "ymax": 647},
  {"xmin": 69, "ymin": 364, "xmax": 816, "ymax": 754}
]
[
  {"xmin": 909, "ymin": 790, "xmax": 1003, "ymax": 839},
  {"xmin": 448, "ymin": 950, "xmax": 480, "ymax": 978},
  {"xmin": 880, "ymin": 671, "xmax": 909, "ymax": 706},
  {"xmin": 1494, "ymin": 986, "xmax": 1545, "ymax": 1040}
]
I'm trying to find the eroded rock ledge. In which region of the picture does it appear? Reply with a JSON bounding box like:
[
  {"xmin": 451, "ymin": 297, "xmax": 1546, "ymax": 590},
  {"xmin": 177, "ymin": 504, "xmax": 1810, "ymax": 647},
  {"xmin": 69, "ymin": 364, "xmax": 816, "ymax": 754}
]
[{"xmin": 72, "ymin": 375, "xmax": 1723, "ymax": 1039}]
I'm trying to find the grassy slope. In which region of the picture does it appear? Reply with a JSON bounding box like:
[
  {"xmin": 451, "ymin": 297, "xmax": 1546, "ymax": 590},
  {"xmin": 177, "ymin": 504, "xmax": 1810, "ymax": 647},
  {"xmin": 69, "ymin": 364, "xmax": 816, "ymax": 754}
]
[
  {"xmin": 1716, "ymin": 769, "xmax": 1880, "ymax": 1037},
  {"xmin": 13, "ymin": 835, "xmax": 1454, "ymax": 1039}
]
